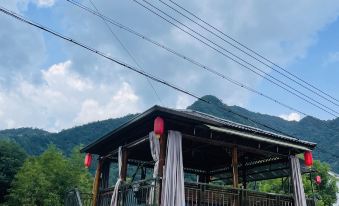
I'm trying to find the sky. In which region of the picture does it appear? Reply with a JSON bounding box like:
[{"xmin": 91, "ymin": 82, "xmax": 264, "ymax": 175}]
[{"xmin": 0, "ymin": 0, "xmax": 339, "ymax": 132}]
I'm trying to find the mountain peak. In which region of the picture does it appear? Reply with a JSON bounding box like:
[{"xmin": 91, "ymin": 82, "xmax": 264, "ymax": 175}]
[{"xmin": 200, "ymin": 95, "xmax": 224, "ymax": 105}]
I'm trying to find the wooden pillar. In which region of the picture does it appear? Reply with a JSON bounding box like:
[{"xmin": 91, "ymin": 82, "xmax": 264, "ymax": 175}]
[
  {"xmin": 157, "ymin": 134, "xmax": 167, "ymax": 204},
  {"xmin": 231, "ymin": 146, "xmax": 240, "ymax": 206},
  {"xmin": 232, "ymin": 145, "xmax": 239, "ymax": 188},
  {"xmin": 121, "ymin": 148, "xmax": 128, "ymax": 181},
  {"xmin": 92, "ymin": 158, "xmax": 103, "ymax": 206},
  {"xmin": 242, "ymin": 159, "xmax": 247, "ymax": 189}
]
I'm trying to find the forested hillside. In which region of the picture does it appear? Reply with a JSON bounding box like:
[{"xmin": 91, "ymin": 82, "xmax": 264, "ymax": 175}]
[{"xmin": 1, "ymin": 95, "xmax": 338, "ymax": 172}]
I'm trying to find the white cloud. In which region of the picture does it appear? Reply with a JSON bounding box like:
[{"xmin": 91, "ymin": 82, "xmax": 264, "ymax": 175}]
[
  {"xmin": 0, "ymin": 61, "xmax": 141, "ymax": 131},
  {"xmin": 35, "ymin": 0, "xmax": 55, "ymax": 7},
  {"xmin": 279, "ymin": 112, "xmax": 302, "ymax": 122},
  {"xmin": 74, "ymin": 82, "xmax": 140, "ymax": 124},
  {"xmin": 175, "ymin": 95, "xmax": 194, "ymax": 109},
  {"xmin": 323, "ymin": 51, "xmax": 339, "ymax": 66},
  {"xmin": 0, "ymin": 0, "xmax": 46, "ymax": 86}
]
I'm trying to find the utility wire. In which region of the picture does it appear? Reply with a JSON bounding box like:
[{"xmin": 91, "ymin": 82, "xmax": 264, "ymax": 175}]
[
  {"xmin": 133, "ymin": 0, "xmax": 339, "ymax": 117},
  {"xmin": 161, "ymin": 0, "xmax": 339, "ymax": 108},
  {"xmin": 88, "ymin": 0, "xmax": 162, "ymax": 105},
  {"xmin": 143, "ymin": 0, "xmax": 339, "ymax": 158},
  {"xmin": 1, "ymin": 6, "xmax": 339, "ymax": 160},
  {"xmin": 65, "ymin": 0, "xmax": 310, "ymax": 118},
  {"xmin": 0, "ymin": 5, "xmax": 306, "ymax": 140},
  {"xmin": 168, "ymin": 0, "xmax": 339, "ymax": 105}
]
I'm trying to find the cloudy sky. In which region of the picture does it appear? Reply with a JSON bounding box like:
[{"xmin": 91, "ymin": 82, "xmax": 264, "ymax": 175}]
[{"xmin": 0, "ymin": 0, "xmax": 339, "ymax": 132}]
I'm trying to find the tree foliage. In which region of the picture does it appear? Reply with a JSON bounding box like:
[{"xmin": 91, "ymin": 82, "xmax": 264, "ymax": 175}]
[
  {"xmin": 303, "ymin": 161, "xmax": 338, "ymax": 206},
  {"xmin": 5, "ymin": 145, "xmax": 92, "ymax": 206},
  {"xmin": 0, "ymin": 140, "xmax": 27, "ymax": 203},
  {"xmin": 255, "ymin": 160, "xmax": 337, "ymax": 206}
]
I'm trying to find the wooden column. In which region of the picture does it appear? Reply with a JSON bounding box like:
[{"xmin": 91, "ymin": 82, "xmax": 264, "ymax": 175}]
[
  {"xmin": 242, "ymin": 159, "xmax": 247, "ymax": 189},
  {"xmin": 232, "ymin": 145, "xmax": 239, "ymax": 188},
  {"xmin": 92, "ymin": 158, "xmax": 103, "ymax": 206},
  {"xmin": 121, "ymin": 148, "xmax": 128, "ymax": 181},
  {"xmin": 157, "ymin": 134, "xmax": 167, "ymax": 204}
]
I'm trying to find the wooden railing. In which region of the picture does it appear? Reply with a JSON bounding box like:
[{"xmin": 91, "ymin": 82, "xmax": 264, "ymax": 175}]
[
  {"xmin": 65, "ymin": 188, "xmax": 92, "ymax": 206},
  {"xmin": 69, "ymin": 180, "xmax": 316, "ymax": 206},
  {"xmin": 97, "ymin": 178, "xmax": 159, "ymax": 206}
]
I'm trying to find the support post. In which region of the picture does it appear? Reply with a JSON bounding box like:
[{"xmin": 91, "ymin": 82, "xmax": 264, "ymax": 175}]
[
  {"xmin": 92, "ymin": 158, "xmax": 103, "ymax": 206},
  {"xmin": 157, "ymin": 134, "xmax": 167, "ymax": 204},
  {"xmin": 242, "ymin": 159, "xmax": 247, "ymax": 189},
  {"xmin": 121, "ymin": 149, "xmax": 128, "ymax": 181},
  {"xmin": 232, "ymin": 145, "xmax": 239, "ymax": 206},
  {"xmin": 232, "ymin": 145, "xmax": 239, "ymax": 188}
]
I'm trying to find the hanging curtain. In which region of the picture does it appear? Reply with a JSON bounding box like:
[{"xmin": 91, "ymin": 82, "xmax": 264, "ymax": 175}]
[
  {"xmin": 148, "ymin": 132, "xmax": 160, "ymax": 204},
  {"xmin": 290, "ymin": 155, "xmax": 307, "ymax": 206},
  {"xmin": 149, "ymin": 132, "xmax": 160, "ymax": 177},
  {"xmin": 161, "ymin": 130, "xmax": 185, "ymax": 206},
  {"xmin": 110, "ymin": 146, "xmax": 122, "ymax": 206}
]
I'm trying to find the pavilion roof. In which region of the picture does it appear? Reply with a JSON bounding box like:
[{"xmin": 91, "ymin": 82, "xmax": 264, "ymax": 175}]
[{"xmin": 81, "ymin": 105, "xmax": 316, "ymax": 156}]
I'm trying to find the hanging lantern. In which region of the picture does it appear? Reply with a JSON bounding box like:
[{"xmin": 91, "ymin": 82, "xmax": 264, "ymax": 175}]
[
  {"xmin": 304, "ymin": 151, "xmax": 313, "ymax": 167},
  {"xmin": 154, "ymin": 116, "xmax": 164, "ymax": 138},
  {"xmin": 84, "ymin": 153, "xmax": 92, "ymax": 168},
  {"xmin": 315, "ymin": 175, "xmax": 321, "ymax": 185}
]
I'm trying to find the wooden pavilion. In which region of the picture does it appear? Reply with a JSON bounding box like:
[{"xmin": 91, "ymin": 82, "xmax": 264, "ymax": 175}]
[{"xmin": 79, "ymin": 105, "xmax": 317, "ymax": 206}]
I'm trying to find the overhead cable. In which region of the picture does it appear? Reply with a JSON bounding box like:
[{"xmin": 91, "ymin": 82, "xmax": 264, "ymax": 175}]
[
  {"xmin": 0, "ymin": 5, "xmax": 305, "ymax": 139},
  {"xmin": 160, "ymin": 0, "xmax": 339, "ymax": 107},
  {"xmin": 87, "ymin": 0, "xmax": 163, "ymax": 105},
  {"xmin": 133, "ymin": 0, "xmax": 339, "ymax": 117},
  {"xmin": 65, "ymin": 0, "xmax": 309, "ymax": 117},
  {"xmin": 167, "ymin": 0, "xmax": 339, "ymax": 105}
]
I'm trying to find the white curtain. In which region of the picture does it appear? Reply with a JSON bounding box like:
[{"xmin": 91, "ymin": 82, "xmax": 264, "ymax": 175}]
[
  {"xmin": 149, "ymin": 132, "xmax": 160, "ymax": 177},
  {"xmin": 161, "ymin": 130, "xmax": 185, "ymax": 206},
  {"xmin": 148, "ymin": 132, "xmax": 160, "ymax": 204},
  {"xmin": 290, "ymin": 155, "xmax": 307, "ymax": 206},
  {"xmin": 110, "ymin": 146, "xmax": 122, "ymax": 206}
]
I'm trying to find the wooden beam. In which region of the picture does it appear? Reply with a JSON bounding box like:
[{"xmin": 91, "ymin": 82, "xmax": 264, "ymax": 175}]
[
  {"xmin": 182, "ymin": 133, "xmax": 286, "ymax": 157},
  {"xmin": 232, "ymin": 145, "xmax": 239, "ymax": 188},
  {"xmin": 121, "ymin": 149, "xmax": 128, "ymax": 181},
  {"xmin": 92, "ymin": 158, "xmax": 103, "ymax": 206}
]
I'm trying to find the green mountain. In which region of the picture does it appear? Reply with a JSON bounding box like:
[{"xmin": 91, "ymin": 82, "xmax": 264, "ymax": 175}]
[{"xmin": 0, "ymin": 95, "xmax": 338, "ymax": 172}]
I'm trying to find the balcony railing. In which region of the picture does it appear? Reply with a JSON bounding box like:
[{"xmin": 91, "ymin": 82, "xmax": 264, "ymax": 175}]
[
  {"xmin": 68, "ymin": 179, "xmax": 316, "ymax": 206},
  {"xmin": 65, "ymin": 188, "xmax": 92, "ymax": 206}
]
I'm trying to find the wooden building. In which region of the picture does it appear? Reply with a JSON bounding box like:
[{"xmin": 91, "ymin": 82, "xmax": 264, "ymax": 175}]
[{"xmin": 74, "ymin": 105, "xmax": 317, "ymax": 206}]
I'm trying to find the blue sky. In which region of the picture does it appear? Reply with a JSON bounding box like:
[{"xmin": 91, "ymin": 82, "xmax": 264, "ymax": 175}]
[{"xmin": 0, "ymin": 0, "xmax": 339, "ymax": 131}]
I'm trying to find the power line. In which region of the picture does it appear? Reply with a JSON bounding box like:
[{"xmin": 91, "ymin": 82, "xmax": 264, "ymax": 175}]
[
  {"xmin": 88, "ymin": 0, "xmax": 163, "ymax": 106},
  {"xmin": 161, "ymin": 0, "xmax": 339, "ymax": 107},
  {"xmin": 159, "ymin": 1, "xmax": 339, "ymax": 161},
  {"xmin": 1, "ymin": 6, "xmax": 339, "ymax": 161},
  {"xmin": 65, "ymin": 0, "xmax": 309, "ymax": 118},
  {"xmin": 168, "ymin": 0, "xmax": 339, "ymax": 105},
  {"xmin": 0, "ymin": 5, "xmax": 304, "ymax": 141},
  {"xmin": 75, "ymin": 0, "xmax": 339, "ymax": 158},
  {"xmin": 133, "ymin": 0, "xmax": 339, "ymax": 117}
]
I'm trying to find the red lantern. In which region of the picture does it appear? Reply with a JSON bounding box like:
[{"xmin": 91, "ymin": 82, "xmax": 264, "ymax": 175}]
[
  {"xmin": 154, "ymin": 116, "xmax": 164, "ymax": 138},
  {"xmin": 304, "ymin": 151, "xmax": 313, "ymax": 167},
  {"xmin": 315, "ymin": 175, "xmax": 321, "ymax": 185},
  {"xmin": 84, "ymin": 153, "xmax": 92, "ymax": 168}
]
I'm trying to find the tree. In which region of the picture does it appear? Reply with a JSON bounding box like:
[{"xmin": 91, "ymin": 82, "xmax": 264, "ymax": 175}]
[
  {"xmin": 256, "ymin": 160, "xmax": 338, "ymax": 206},
  {"xmin": 303, "ymin": 160, "xmax": 338, "ymax": 206},
  {"xmin": 5, "ymin": 145, "xmax": 92, "ymax": 206},
  {"xmin": 0, "ymin": 140, "xmax": 27, "ymax": 203}
]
